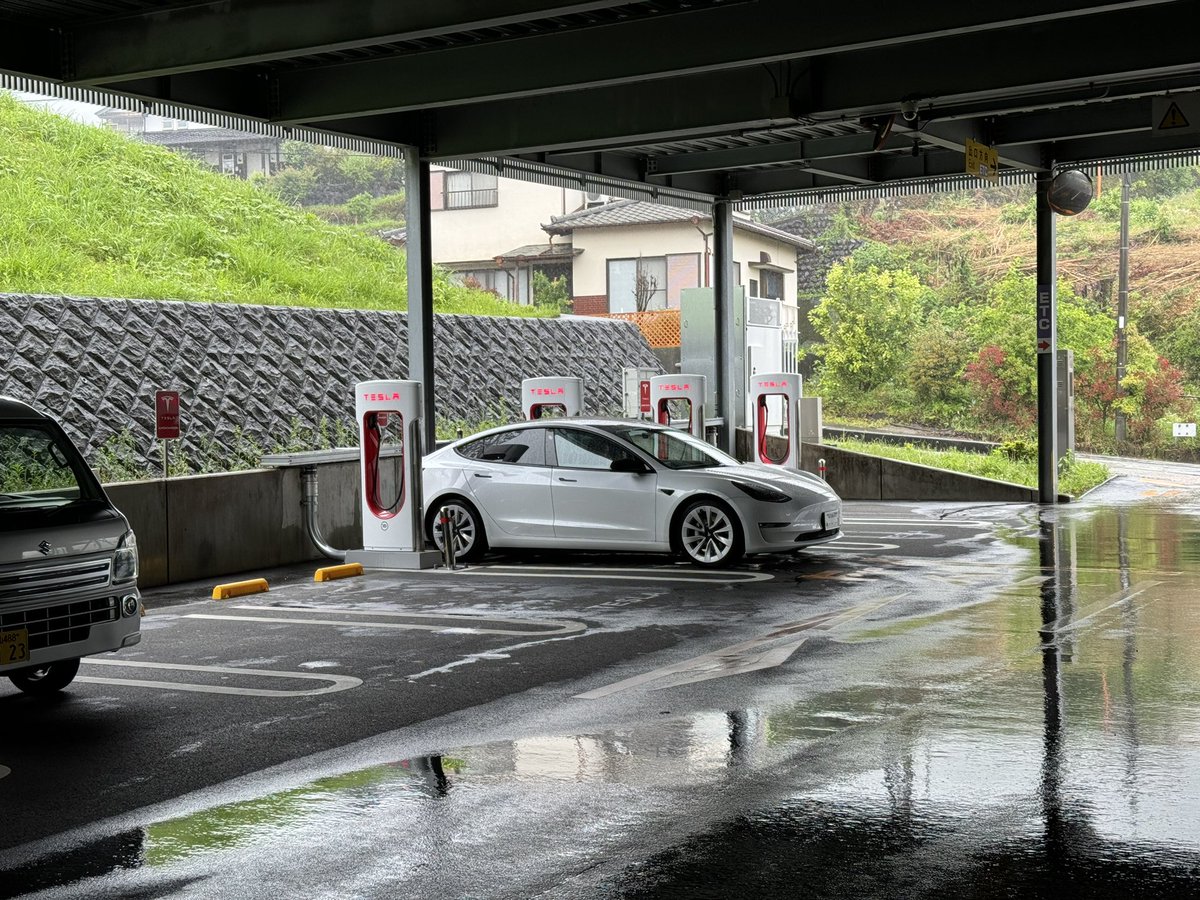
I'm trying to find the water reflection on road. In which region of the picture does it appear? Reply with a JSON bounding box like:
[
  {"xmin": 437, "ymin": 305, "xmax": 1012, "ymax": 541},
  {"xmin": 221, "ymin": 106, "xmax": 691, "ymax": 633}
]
[{"xmin": 4, "ymin": 502, "xmax": 1200, "ymax": 898}]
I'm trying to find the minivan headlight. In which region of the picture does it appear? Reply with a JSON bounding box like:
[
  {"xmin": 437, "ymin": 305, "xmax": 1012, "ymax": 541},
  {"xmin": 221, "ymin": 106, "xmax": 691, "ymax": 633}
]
[
  {"xmin": 731, "ymin": 481, "xmax": 791, "ymax": 503},
  {"xmin": 113, "ymin": 530, "xmax": 139, "ymax": 582}
]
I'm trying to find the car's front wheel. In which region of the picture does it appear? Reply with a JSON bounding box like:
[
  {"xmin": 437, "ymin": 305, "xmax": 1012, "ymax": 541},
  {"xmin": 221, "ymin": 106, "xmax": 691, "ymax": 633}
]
[
  {"xmin": 8, "ymin": 658, "xmax": 81, "ymax": 696},
  {"xmin": 675, "ymin": 498, "xmax": 744, "ymax": 567},
  {"xmin": 426, "ymin": 497, "xmax": 488, "ymax": 562}
]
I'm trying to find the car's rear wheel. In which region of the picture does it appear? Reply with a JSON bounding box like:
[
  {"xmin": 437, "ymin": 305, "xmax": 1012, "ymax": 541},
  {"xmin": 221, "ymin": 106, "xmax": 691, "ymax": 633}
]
[
  {"xmin": 8, "ymin": 658, "xmax": 81, "ymax": 696},
  {"xmin": 675, "ymin": 498, "xmax": 744, "ymax": 567},
  {"xmin": 426, "ymin": 497, "xmax": 488, "ymax": 562}
]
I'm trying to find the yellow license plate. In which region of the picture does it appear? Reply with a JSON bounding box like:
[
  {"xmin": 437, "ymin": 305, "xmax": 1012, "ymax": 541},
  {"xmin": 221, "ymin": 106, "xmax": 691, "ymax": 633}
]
[{"xmin": 2, "ymin": 629, "xmax": 30, "ymax": 666}]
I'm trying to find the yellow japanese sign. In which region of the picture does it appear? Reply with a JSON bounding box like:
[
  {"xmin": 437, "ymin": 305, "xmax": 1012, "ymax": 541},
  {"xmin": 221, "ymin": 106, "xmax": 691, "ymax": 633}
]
[{"xmin": 965, "ymin": 138, "xmax": 999, "ymax": 184}]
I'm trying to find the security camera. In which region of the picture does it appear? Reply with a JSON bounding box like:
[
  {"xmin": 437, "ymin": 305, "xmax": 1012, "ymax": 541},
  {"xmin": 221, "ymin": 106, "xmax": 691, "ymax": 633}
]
[{"xmin": 900, "ymin": 100, "xmax": 919, "ymax": 122}]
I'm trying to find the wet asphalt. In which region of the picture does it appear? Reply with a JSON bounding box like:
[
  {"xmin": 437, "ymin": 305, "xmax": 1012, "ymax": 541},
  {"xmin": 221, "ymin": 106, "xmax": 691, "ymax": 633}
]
[{"xmin": 1, "ymin": 468, "xmax": 1199, "ymax": 899}]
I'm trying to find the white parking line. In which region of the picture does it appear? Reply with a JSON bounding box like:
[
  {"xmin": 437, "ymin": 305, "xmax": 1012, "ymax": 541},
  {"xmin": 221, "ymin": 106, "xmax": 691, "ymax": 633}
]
[
  {"xmin": 189, "ymin": 609, "xmax": 587, "ymax": 636},
  {"xmin": 819, "ymin": 541, "xmax": 900, "ymax": 551},
  {"xmin": 844, "ymin": 518, "xmax": 992, "ymax": 529},
  {"xmin": 433, "ymin": 565, "xmax": 774, "ymax": 584},
  {"xmin": 78, "ymin": 659, "xmax": 362, "ymax": 697}
]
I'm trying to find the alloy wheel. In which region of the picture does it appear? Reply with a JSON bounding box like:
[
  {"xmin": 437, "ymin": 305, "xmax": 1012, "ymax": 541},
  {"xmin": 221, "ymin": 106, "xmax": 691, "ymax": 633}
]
[{"xmin": 681, "ymin": 504, "xmax": 736, "ymax": 565}]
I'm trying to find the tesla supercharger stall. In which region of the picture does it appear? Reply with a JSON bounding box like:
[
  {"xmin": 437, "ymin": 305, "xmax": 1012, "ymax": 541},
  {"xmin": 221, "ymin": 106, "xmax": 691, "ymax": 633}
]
[
  {"xmin": 345, "ymin": 380, "xmax": 440, "ymax": 570},
  {"xmin": 521, "ymin": 376, "xmax": 583, "ymax": 420},
  {"xmin": 649, "ymin": 374, "xmax": 706, "ymax": 440},
  {"xmin": 751, "ymin": 372, "xmax": 802, "ymax": 470}
]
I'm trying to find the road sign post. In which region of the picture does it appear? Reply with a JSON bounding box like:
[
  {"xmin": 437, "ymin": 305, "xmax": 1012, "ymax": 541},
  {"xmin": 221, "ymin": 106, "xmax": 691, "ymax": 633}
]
[{"xmin": 155, "ymin": 390, "xmax": 180, "ymax": 479}]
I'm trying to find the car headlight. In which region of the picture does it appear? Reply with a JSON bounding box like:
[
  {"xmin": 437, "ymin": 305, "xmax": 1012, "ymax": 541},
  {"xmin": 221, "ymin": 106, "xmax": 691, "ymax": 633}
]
[
  {"xmin": 113, "ymin": 530, "xmax": 139, "ymax": 583},
  {"xmin": 731, "ymin": 481, "xmax": 791, "ymax": 503}
]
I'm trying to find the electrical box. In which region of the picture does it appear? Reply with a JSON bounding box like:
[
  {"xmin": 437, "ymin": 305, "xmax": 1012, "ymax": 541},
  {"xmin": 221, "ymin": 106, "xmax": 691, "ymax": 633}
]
[
  {"xmin": 622, "ymin": 366, "xmax": 659, "ymax": 419},
  {"xmin": 1057, "ymin": 349, "xmax": 1075, "ymax": 461}
]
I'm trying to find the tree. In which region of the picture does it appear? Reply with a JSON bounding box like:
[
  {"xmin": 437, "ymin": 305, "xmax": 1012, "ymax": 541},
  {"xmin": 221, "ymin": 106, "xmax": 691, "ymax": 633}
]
[
  {"xmin": 1075, "ymin": 344, "xmax": 1121, "ymax": 436},
  {"xmin": 809, "ymin": 261, "xmax": 925, "ymax": 398},
  {"xmin": 964, "ymin": 345, "xmax": 1034, "ymax": 429},
  {"xmin": 633, "ymin": 258, "xmax": 660, "ymax": 312},
  {"xmin": 907, "ymin": 317, "xmax": 973, "ymax": 414},
  {"xmin": 532, "ymin": 271, "xmax": 571, "ymax": 314},
  {"xmin": 1118, "ymin": 355, "xmax": 1185, "ymax": 443}
]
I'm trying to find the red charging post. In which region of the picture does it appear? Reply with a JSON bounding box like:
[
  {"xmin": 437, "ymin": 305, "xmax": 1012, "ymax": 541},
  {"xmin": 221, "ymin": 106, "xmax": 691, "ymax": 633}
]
[
  {"xmin": 155, "ymin": 390, "xmax": 180, "ymax": 478},
  {"xmin": 639, "ymin": 380, "xmax": 651, "ymax": 415}
]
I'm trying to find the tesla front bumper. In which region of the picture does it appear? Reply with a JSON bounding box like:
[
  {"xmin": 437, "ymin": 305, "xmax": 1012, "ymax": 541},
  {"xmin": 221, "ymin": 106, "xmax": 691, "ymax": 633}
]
[{"xmin": 749, "ymin": 498, "xmax": 842, "ymax": 551}]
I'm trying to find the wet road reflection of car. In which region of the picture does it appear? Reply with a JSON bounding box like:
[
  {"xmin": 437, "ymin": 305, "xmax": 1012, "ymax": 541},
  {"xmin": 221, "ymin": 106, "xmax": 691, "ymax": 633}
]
[{"xmin": 422, "ymin": 419, "xmax": 842, "ymax": 567}]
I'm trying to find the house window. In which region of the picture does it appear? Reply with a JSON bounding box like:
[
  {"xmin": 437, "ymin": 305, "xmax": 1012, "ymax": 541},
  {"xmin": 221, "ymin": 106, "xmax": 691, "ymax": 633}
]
[
  {"xmin": 760, "ymin": 270, "xmax": 785, "ymax": 301},
  {"xmin": 665, "ymin": 253, "xmax": 700, "ymax": 308},
  {"xmin": 607, "ymin": 257, "xmax": 668, "ymax": 313},
  {"xmin": 444, "ymin": 171, "xmax": 498, "ymax": 209}
]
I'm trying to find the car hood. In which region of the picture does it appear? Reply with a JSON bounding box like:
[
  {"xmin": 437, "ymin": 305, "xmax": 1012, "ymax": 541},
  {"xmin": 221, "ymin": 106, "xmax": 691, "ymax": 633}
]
[{"xmin": 685, "ymin": 462, "xmax": 839, "ymax": 500}]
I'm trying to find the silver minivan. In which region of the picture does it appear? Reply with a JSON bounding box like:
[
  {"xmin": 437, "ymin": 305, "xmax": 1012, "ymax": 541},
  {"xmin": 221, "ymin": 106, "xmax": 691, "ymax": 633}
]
[{"xmin": 1, "ymin": 396, "xmax": 141, "ymax": 695}]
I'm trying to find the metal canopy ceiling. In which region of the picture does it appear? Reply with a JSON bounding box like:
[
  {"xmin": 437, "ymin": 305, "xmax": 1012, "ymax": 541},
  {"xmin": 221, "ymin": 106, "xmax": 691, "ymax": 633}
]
[{"xmin": 3, "ymin": 0, "xmax": 1200, "ymax": 210}]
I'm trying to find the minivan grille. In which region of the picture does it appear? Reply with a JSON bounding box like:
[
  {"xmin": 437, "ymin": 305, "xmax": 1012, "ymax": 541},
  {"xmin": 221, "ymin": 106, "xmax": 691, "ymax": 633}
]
[
  {"xmin": 0, "ymin": 557, "xmax": 112, "ymax": 603},
  {"xmin": 1, "ymin": 597, "xmax": 119, "ymax": 651}
]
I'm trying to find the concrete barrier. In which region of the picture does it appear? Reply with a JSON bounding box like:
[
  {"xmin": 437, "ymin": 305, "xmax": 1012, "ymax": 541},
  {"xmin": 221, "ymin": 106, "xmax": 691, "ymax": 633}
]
[
  {"xmin": 735, "ymin": 428, "xmax": 1045, "ymax": 503},
  {"xmin": 104, "ymin": 461, "xmax": 363, "ymax": 588}
]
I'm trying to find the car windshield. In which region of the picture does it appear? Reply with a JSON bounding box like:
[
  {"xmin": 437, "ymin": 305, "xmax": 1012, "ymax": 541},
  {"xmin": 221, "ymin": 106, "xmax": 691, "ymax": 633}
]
[
  {"xmin": 598, "ymin": 425, "xmax": 740, "ymax": 470},
  {"xmin": 0, "ymin": 424, "xmax": 92, "ymax": 511}
]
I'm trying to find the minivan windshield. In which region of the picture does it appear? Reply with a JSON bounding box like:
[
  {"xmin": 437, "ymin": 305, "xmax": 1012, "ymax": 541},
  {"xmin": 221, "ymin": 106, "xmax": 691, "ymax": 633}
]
[
  {"xmin": 598, "ymin": 425, "xmax": 740, "ymax": 470},
  {"xmin": 0, "ymin": 424, "xmax": 95, "ymax": 511}
]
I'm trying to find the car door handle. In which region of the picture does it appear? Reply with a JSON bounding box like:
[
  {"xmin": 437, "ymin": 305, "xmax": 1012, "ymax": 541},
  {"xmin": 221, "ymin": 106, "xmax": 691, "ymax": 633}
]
[
  {"xmin": 557, "ymin": 477, "xmax": 577, "ymax": 483},
  {"xmin": 473, "ymin": 472, "xmax": 493, "ymax": 479}
]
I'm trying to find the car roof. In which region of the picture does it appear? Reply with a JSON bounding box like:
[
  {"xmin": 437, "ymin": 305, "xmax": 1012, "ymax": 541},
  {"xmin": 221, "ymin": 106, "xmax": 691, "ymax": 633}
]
[
  {"xmin": 0, "ymin": 395, "xmax": 46, "ymax": 421},
  {"xmin": 470, "ymin": 418, "xmax": 668, "ymax": 435}
]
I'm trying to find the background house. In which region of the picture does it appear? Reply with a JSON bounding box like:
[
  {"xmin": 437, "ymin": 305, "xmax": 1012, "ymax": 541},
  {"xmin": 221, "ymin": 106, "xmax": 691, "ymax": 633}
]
[
  {"xmin": 426, "ymin": 166, "xmax": 601, "ymax": 303},
  {"xmin": 97, "ymin": 108, "xmax": 281, "ymax": 179}
]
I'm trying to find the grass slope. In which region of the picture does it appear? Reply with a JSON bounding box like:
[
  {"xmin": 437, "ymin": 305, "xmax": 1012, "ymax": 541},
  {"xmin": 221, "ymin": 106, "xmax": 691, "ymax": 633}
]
[{"xmin": 0, "ymin": 95, "xmax": 546, "ymax": 316}]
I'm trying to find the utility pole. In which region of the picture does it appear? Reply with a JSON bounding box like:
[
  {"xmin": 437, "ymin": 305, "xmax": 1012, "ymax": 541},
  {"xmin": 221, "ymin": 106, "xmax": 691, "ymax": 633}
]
[{"xmin": 1114, "ymin": 172, "xmax": 1130, "ymax": 446}]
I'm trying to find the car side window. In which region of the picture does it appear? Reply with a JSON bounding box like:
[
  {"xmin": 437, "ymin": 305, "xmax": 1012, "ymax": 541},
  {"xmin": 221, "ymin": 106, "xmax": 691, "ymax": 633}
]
[
  {"xmin": 455, "ymin": 430, "xmax": 546, "ymax": 466},
  {"xmin": 552, "ymin": 429, "xmax": 639, "ymax": 471}
]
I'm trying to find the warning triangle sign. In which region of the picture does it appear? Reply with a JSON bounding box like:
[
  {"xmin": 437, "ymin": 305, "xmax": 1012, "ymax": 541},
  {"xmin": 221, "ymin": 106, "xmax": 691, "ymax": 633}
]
[{"xmin": 1159, "ymin": 102, "xmax": 1190, "ymax": 130}]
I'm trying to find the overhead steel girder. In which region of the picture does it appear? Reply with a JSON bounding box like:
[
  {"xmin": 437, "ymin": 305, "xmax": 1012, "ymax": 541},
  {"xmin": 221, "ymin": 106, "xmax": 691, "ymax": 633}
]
[
  {"xmin": 65, "ymin": 1, "xmax": 639, "ymax": 84},
  {"xmin": 321, "ymin": 5, "xmax": 1200, "ymax": 161},
  {"xmin": 896, "ymin": 120, "xmax": 1045, "ymax": 171},
  {"xmin": 261, "ymin": 0, "xmax": 1177, "ymax": 124},
  {"xmin": 0, "ymin": 20, "xmax": 62, "ymax": 80}
]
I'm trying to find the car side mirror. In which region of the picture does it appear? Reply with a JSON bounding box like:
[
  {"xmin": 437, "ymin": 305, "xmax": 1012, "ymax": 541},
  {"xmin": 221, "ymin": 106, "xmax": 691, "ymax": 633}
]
[{"xmin": 610, "ymin": 457, "xmax": 649, "ymax": 474}]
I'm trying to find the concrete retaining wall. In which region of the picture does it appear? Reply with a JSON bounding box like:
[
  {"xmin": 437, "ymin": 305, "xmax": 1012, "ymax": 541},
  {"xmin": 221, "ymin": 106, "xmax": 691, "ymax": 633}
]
[
  {"xmin": 735, "ymin": 429, "xmax": 1044, "ymax": 502},
  {"xmin": 0, "ymin": 293, "xmax": 662, "ymax": 470},
  {"xmin": 105, "ymin": 461, "xmax": 363, "ymax": 588}
]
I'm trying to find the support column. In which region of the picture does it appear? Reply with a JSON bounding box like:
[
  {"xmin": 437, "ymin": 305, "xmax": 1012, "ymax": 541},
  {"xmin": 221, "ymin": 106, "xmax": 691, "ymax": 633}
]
[
  {"xmin": 404, "ymin": 148, "xmax": 437, "ymax": 452},
  {"xmin": 712, "ymin": 200, "xmax": 738, "ymax": 453},
  {"xmin": 1036, "ymin": 169, "xmax": 1059, "ymax": 502}
]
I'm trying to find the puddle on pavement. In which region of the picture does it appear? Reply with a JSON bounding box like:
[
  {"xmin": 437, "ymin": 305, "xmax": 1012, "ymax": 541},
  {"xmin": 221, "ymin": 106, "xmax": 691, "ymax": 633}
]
[{"xmin": 5, "ymin": 506, "xmax": 1200, "ymax": 898}]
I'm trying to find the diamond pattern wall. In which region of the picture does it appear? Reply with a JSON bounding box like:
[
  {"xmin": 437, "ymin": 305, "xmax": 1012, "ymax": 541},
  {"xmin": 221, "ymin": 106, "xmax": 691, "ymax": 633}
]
[{"xmin": 0, "ymin": 294, "xmax": 663, "ymax": 468}]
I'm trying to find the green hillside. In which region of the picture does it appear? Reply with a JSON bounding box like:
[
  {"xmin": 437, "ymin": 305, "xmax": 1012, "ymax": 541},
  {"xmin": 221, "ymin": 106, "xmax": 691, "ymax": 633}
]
[
  {"xmin": 768, "ymin": 174, "xmax": 1200, "ymax": 456},
  {"xmin": 0, "ymin": 94, "xmax": 544, "ymax": 316}
]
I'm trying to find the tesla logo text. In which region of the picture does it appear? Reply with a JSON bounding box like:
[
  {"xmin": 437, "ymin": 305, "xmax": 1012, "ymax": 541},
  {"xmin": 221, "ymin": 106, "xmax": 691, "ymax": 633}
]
[
  {"xmin": 529, "ymin": 388, "xmax": 566, "ymax": 396},
  {"xmin": 363, "ymin": 392, "xmax": 401, "ymax": 401},
  {"xmin": 660, "ymin": 384, "xmax": 691, "ymax": 391},
  {"xmin": 758, "ymin": 381, "xmax": 786, "ymax": 389},
  {"xmin": 38, "ymin": 541, "xmax": 51, "ymax": 555}
]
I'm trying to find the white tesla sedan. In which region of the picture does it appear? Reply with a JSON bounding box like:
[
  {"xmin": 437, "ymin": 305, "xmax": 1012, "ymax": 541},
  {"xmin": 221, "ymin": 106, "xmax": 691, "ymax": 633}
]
[{"xmin": 423, "ymin": 419, "xmax": 841, "ymax": 567}]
